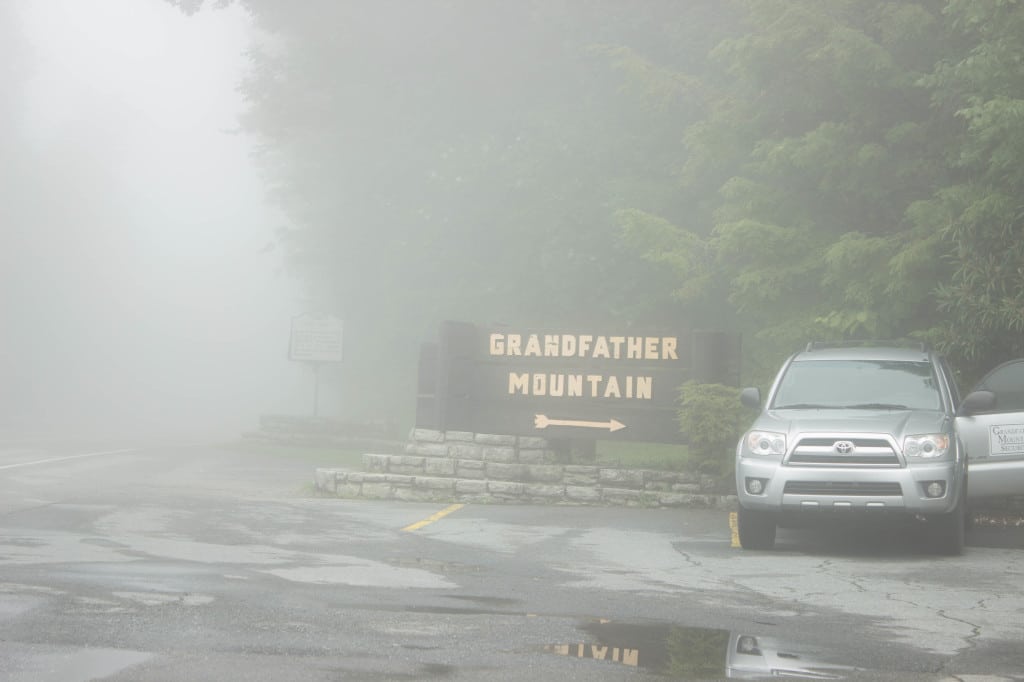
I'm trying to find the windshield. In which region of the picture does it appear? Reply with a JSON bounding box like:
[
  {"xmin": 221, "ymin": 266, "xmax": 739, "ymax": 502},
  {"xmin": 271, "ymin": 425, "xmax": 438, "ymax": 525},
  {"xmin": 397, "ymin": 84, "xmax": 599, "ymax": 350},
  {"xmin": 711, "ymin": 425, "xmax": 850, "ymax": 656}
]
[{"xmin": 771, "ymin": 359, "xmax": 942, "ymax": 410}]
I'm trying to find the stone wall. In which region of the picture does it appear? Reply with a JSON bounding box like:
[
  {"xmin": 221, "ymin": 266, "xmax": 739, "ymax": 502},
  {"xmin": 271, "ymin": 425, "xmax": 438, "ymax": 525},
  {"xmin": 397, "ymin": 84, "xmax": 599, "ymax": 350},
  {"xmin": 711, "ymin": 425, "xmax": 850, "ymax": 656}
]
[{"xmin": 314, "ymin": 428, "xmax": 735, "ymax": 508}]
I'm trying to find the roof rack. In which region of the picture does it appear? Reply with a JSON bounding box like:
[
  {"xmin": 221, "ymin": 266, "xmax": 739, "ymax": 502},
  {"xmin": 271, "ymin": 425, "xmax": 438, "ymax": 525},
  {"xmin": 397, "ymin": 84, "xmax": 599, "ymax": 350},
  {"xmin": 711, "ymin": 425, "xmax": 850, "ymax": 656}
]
[{"xmin": 804, "ymin": 340, "xmax": 930, "ymax": 352}]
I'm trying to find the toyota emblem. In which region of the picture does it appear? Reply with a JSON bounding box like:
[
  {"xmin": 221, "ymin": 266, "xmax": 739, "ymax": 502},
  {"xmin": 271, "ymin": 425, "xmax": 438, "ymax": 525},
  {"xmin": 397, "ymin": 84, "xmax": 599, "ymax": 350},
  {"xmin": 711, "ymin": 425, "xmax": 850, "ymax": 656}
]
[{"xmin": 833, "ymin": 440, "xmax": 855, "ymax": 455}]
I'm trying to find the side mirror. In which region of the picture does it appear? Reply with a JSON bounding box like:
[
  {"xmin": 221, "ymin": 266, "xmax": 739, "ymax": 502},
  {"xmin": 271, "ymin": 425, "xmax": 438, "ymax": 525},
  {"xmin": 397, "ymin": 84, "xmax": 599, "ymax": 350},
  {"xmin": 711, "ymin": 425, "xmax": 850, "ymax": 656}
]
[
  {"xmin": 959, "ymin": 390, "xmax": 996, "ymax": 416},
  {"xmin": 740, "ymin": 387, "xmax": 761, "ymax": 409}
]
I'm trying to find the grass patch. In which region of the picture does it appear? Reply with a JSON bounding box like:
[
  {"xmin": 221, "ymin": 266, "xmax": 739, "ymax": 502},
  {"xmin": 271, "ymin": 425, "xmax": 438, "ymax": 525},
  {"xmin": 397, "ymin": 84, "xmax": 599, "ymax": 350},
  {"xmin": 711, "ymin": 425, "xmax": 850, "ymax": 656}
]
[
  {"xmin": 595, "ymin": 441, "xmax": 691, "ymax": 471},
  {"xmin": 222, "ymin": 440, "xmax": 369, "ymax": 469}
]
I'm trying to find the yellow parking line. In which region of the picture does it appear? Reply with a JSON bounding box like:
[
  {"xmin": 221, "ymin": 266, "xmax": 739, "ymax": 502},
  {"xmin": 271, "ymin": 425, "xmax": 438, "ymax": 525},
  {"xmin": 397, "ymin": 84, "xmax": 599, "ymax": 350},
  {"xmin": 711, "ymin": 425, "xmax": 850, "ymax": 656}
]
[
  {"xmin": 402, "ymin": 503, "xmax": 465, "ymax": 532},
  {"xmin": 729, "ymin": 512, "xmax": 740, "ymax": 548}
]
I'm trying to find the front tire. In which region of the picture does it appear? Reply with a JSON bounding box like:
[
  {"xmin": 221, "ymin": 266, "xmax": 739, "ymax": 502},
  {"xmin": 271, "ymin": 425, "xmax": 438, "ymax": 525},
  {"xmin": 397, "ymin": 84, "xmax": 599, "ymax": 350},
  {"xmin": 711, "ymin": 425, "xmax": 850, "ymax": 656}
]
[
  {"xmin": 928, "ymin": 495, "xmax": 965, "ymax": 556},
  {"xmin": 737, "ymin": 505, "xmax": 777, "ymax": 550}
]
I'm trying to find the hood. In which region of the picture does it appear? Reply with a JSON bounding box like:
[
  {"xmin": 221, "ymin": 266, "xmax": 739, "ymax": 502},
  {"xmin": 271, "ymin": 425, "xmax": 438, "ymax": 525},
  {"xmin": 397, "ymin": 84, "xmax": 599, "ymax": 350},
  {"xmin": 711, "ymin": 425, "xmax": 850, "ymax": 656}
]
[{"xmin": 754, "ymin": 408, "xmax": 950, "ymax": 441}]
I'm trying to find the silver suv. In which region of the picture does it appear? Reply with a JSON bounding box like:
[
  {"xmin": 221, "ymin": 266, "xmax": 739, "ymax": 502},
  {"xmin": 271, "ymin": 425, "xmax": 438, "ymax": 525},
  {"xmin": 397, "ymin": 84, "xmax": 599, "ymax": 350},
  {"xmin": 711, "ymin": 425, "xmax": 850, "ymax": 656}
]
[{"xmin": 735, "ymin": 342, "xmax": 966, "ymax": 554}]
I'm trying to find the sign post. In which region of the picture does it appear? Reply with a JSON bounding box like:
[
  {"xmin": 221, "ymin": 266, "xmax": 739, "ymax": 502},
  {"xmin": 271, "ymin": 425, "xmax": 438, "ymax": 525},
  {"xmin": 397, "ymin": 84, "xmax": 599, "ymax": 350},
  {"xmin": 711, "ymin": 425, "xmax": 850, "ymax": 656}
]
[{"xmin": 289, "ymin": 314, "xmax": 344, "ymax": 417}]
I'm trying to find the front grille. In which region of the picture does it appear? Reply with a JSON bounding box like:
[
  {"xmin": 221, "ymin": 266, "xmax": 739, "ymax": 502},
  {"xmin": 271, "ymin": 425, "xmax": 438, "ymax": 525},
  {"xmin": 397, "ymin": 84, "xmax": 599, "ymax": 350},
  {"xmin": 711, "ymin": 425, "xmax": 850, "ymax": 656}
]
[
  {"xmin": 784, "ymin": 481, "xmax": 902, "ymax": 496},
  {"xmin": 788, "ymin": 436, "xmax": 900, "ymax": 467}
]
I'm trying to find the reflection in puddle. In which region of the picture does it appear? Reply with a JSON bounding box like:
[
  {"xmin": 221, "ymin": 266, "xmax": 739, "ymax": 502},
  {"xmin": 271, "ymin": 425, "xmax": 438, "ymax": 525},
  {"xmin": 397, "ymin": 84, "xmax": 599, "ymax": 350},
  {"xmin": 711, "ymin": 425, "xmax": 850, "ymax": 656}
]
[{"xmin": 546, "ymin": 621, "xmax": 856, "ymax": 679}]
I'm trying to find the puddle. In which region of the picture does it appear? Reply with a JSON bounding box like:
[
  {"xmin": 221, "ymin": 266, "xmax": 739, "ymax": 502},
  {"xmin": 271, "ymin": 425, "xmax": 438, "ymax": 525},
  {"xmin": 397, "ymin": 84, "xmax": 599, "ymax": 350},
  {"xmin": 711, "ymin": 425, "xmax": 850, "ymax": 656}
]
[
  {"xmin": 2, "ymin": 646, "xmax": 151, "ymax": 682},
  {"xmin": 113, "ymin": 591, "xmax": 215, "ymax": 607},
  {"xmin": 444, "ymin": 594, "xmax": 521, "ymax": 607},
  {"xmin": 0, "ymin": 594, "xmax": 43, "ymax": 618},
  {"xmin": 388, "ymin": 556, "xmax": 483, "ymax": 574},
  {"xmin": 263, "ymin": 560, "xmax": 456, "ymax": 588},
  {"xmin": 546, "ymin": 621, "xmax": 856, "ymax": 679}
]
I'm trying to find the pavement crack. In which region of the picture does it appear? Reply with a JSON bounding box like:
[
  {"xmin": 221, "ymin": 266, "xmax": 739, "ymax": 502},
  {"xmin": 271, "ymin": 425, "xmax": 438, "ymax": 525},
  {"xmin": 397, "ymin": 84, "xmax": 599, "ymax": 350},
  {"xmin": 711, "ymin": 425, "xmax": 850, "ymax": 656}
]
[
  {"xmin": 884, "ymin": 591, "xmax": 922, "ymax": 609},
  {"xmin": 936, "ymin": 608, "xmax": 982, "ymax": 648},
  {"xmin": 815, "ymin": 560, "xmax": 867, "ymax": 593},
  {"xmin": 670, "ymin": 541, "xmax": 703, "ymax": 569}
]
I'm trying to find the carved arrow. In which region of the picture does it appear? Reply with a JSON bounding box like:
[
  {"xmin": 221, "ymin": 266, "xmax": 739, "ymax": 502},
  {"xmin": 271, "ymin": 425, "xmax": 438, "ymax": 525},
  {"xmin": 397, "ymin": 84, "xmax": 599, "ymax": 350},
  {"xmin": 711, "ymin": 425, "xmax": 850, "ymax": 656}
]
[{"xmin": 534, "ymin": 414, "xmax": 626, "ymax": 433}]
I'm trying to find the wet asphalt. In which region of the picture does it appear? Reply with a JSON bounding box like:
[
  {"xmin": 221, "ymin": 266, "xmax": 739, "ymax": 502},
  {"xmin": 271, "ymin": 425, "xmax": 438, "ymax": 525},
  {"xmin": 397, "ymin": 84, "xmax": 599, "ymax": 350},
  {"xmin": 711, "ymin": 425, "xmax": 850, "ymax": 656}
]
[{"xmin": 1, "ymin": 439, "xmax": 1023, "ymax": 681}]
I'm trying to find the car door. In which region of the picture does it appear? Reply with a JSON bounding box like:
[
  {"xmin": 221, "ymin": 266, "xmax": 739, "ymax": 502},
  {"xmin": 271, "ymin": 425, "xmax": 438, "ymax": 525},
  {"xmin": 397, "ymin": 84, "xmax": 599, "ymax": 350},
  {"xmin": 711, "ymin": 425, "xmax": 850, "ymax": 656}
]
[{"xmin": 958, "ymin": 359, "xmax": 1024, "ymax": 499}]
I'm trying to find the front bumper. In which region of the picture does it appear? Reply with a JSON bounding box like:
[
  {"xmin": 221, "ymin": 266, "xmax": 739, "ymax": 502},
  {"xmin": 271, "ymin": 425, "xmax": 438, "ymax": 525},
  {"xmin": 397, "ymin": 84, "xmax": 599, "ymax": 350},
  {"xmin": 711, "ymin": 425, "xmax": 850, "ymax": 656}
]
[{"xmin": 737, "ymin": 456, "xmax": 962, "ymax": 515}]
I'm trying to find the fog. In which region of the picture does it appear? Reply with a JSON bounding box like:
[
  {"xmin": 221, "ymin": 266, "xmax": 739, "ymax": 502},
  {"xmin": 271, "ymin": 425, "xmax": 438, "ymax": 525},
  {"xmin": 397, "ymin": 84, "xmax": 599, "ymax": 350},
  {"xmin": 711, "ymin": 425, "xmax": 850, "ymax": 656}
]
[{"xmin": 0, "ymin": 0, "xmax": 309, "ymax": 441}]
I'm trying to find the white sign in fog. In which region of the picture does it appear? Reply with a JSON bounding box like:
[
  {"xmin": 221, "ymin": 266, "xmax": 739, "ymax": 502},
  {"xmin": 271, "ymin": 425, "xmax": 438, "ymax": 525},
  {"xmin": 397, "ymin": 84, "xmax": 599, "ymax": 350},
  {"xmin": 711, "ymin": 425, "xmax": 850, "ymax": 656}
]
[{"xmin": 289, "ymin": 314, "xmax": 344, "ymax": 363}]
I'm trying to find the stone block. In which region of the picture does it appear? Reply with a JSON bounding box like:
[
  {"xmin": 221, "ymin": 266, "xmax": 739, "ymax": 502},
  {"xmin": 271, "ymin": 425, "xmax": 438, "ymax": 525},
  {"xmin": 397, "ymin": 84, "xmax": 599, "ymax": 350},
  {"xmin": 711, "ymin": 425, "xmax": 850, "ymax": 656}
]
[
  {"xmin": 524, "ymin": 483, "xmax": 565, "ymax": 499},
  {"xmin": 361, "ymin": 483, "xmax": 394, "ymax": 499},
  {"xmin": 645, "ymin": 470, "xmax": 683, "ymax": 485},
  {"xmin": 357, "ymin": 473, "xmax": 389, "ymax": 484},
  {"xmin": 445, "ymin": 430, "xmax": 476, "ymax": 442},
  {"xmin": 644, "ymin": 481, "xmax": 674, "ymax": 492},
  {"xmin": 362, "ymin": 454, "xmax": 390, "ymax": 472},
  {"xmin": 671, "ymin": 483, "xmax": 701, "ymax": 494},
  {"xmin": 456, "ymin": 493, "xmax": 498, "ymax": 504},
  {"xmin": 486, "ymin": 462, "xmax": 528, "ymax": 481},
  {"xmin": 406, "ymin": 442, "xmax": 450, "ymax": 457},
  {"xmin": 314, "ymin": 468, "xmax": 337, "ymax": 493},
  {"xmin": 517, "ymin": 436, "xmax": 548, "ymax": 449},
  {"xmin": 483, "ymin": 446, "xmax": 516, "ymax": 463},
  {"xmin": 599, "ymin": 468, "xmax": 645, "ymax": 489},
  {"xmin": 565, "ymin": 486, "xmax": 601, "ymax": 503},
  {"xmin": 424, "ymin": 458, "xmax": 456, "ymax": 476},
  {"xmin": 564, "ymin": 471, "xmax": 598, "ymax": 486},
  {"xmin": 456, "ymin": 460, "xmax": 486, "ymax": 479},
  {"xmin": 601, "ymin": 488, "xmax": 647, "ymax": 505},
  {"xmin": 563, "ymin": 465, "xmax": 598, "ymax": 475},
  {"xmin": 656, "ymin": 492, "xmax": 689, "ymax": 507},
  {"xmin": 525, "ymin": 464, "xmax": 563, "ymax": 483},
  {"xmin": 384, "ymin": 474, "xmax": 415, "ymax": 485},
  {"xmin": 488, "ymin": 481, "xmax": 525, "ymax": 497},
  {"xmin": 415, "ymin": 477, "xmax": 455, "ymax": 491},
  {"xmin": 336, "ymin": 482, "xmax": 362, "ymax": 498},
  {"xmin": 449, "ymin": 443, "xmax": 484, "ymax": 460},
  {"xmin": 474, "ymin": 433, "xmax": 517, "ymax": 446},
  {"xmin": 411, "ymin": 428, "xmax": 445, "ymax": 443},
  {"xmin": 395, "ymin": 488, "xmax": 443, "ymax": 503},
  {"xmin": 677, "ymin": 471, "xmax": 701, "ymax": 485},
  {"xmin": 455, "ymin": 479, "xmax": 487, "ymax": 494},
  {"xmin": 667, "ymin": 494, "xmax": 712, "ymax": 507}
]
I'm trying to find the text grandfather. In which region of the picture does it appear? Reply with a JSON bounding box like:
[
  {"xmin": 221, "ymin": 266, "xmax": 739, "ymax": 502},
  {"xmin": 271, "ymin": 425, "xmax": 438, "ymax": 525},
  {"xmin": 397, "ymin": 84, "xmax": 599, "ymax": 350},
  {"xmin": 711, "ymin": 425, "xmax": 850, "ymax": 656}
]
[{"xmin": 489, "ymin": 333, "xmax": 681, "ymax": 401}]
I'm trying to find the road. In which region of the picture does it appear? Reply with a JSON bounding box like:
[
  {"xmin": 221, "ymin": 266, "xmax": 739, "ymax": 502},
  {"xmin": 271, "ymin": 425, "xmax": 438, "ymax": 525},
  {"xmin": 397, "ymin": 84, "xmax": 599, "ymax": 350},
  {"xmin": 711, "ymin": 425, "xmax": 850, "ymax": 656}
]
[{"xmin": 1, "ymin": 438, "xmax": 1022, "ymax": 681}]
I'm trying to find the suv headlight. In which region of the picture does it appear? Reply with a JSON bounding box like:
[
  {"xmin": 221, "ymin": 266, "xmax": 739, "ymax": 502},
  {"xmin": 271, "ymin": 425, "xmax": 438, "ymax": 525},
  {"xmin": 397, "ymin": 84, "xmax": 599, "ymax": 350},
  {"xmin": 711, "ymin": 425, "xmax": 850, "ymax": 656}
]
[
  {"xmin": 903, "ymin": 434, "xmax": 950, "ymax": 458},
  {"xmin": 746, "ymin": 431, "xmax": 786, "ymax": 456}
]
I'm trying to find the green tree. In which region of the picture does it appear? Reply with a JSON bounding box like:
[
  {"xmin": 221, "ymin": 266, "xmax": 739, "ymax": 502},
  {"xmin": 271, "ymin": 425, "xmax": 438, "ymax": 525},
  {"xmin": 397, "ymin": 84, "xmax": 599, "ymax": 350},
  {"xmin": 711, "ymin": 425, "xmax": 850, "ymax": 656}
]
[
  {"xmin": 915, "ymin": 0, "xmax": 1024, "ymax": 382},
  {"xmin": 620, "ymin": 1, "xmax": 1024, "ymax": 387},
  {"xmin": 620, "ymin": 1, "xmax": 980, "ymax": 385}
]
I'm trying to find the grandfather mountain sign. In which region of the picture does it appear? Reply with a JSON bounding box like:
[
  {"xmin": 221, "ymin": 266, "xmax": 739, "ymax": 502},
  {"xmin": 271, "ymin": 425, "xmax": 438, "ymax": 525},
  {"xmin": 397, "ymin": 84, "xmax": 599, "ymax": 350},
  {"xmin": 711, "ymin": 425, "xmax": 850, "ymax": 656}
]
[{"xmin": 417, "ymin": 321, "xmax": 740, "ymax": 444}]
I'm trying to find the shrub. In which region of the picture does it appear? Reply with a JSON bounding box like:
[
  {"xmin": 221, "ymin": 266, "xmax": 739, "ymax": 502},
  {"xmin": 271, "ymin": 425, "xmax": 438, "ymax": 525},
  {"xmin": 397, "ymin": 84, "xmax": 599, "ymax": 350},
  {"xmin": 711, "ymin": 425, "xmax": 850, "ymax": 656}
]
[{"xmin": 677, "ymin": 382, "xmax": 752, "ymax": 485}]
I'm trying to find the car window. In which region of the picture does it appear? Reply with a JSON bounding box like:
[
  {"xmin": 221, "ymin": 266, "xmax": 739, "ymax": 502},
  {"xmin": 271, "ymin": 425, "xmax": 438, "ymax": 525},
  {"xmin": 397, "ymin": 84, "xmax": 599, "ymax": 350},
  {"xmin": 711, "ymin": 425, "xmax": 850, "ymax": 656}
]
[
  {"xmin": 973, "ymin": 359, "xmax": 1024, "ymax": 412},
  {"xmin": 771, "ymin": 359, "xmax": 941, "ymax": 410}
]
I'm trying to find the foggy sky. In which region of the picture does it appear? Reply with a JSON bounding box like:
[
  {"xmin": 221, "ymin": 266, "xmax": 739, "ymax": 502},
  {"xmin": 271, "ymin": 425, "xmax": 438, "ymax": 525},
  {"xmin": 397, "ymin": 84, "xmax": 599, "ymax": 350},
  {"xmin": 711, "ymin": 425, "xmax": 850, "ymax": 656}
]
[{"xmin": 1, "ymin": 0, "xmax": 310, "ymax": 440}]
